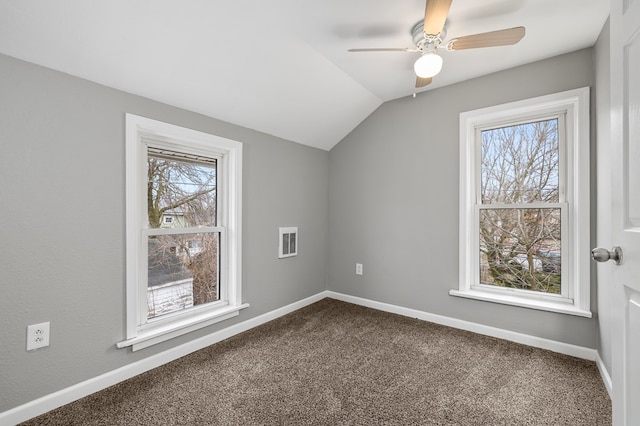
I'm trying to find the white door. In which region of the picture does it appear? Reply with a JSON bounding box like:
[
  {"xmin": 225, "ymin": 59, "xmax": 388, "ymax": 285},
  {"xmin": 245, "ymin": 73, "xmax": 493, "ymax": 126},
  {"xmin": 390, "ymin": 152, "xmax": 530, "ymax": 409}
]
[{"xmin": 609, "ymin": 0, "xmax": 640, "ymax": 424}]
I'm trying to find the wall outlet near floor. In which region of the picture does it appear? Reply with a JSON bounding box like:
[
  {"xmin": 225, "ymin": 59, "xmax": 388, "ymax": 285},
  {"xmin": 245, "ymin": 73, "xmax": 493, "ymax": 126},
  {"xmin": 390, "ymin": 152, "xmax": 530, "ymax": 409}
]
[
  {"xmin": 356, "ymin": 263, "xmax": 363, "ymax": 276},
  {"xmin": 26, "ymin": 322, "xmax": 50, "ymax": 351}
]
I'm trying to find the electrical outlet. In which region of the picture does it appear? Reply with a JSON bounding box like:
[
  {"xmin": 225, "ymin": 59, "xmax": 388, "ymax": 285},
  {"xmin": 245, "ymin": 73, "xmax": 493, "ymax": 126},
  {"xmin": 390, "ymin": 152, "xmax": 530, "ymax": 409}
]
[
  {"xmin": 26, "ymin": 322, "xmax": 50, "ymax": 351},
  {"xmin": 356, "ymin": 263, "xmax": 363, "ymax": 276}
]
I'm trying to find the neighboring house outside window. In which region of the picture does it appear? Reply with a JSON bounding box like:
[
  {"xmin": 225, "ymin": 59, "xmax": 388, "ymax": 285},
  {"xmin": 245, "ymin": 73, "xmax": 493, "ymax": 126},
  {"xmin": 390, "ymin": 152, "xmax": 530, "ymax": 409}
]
[
  {"xmin": 452, "ymin": 88, "xmax": 591, "ymax": 317},
  {"xmin": 119, "ymin": 114, "xmax": 246, "ymax": 351},
  {"xmin": 147, "ymin": 238, "xmax": 194, "ymax": 318}
]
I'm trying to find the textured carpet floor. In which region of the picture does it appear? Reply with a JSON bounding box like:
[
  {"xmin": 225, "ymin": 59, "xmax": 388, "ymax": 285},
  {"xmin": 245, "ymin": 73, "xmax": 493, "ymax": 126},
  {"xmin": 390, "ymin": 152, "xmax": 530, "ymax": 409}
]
[{"xmin": 22, "ymin": 298, "xmax": 611, "ymax": 425}]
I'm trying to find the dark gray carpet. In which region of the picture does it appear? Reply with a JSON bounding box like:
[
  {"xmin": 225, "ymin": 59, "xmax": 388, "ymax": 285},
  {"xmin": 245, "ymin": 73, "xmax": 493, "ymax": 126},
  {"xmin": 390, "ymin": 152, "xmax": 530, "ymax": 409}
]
[{"xmin": 22, "ymin": 298, "xmax": 611, "ymax": 425}]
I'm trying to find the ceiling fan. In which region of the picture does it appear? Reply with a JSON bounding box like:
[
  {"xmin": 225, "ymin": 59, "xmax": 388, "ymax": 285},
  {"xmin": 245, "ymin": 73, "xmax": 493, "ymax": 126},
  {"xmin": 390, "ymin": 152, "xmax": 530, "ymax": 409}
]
[{"xmin": 348, "ymin": 0, "xmax": 525, "ymax": 88}]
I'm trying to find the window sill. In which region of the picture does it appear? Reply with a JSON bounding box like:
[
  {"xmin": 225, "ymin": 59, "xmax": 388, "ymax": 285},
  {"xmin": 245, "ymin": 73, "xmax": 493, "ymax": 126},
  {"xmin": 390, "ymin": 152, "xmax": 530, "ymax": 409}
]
[
  {"xmin": 449, "ymin": 289, "xmax": 592, "ymax": 318},
  {"xmin": 117, "ymin": 303, "xmax": 250, "ymax": 351}
]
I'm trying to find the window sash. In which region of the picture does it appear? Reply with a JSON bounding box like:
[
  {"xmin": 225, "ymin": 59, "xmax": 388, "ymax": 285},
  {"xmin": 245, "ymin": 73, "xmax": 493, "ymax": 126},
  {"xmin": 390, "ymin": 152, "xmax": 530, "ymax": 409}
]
[
  {"xmin": 139, "ymin": 228, "xmax": 226, "ymax": 326},
  {"xmin": 145, "ymin": 145, "xmax": 219, "ymax": 228},
  {"xmin": 472, "ymin": 203, "xmax": 569, "ymax": 300},
  {"xmin": 474, "ymin": 113, "xmax": 567, "ymax": 206}
]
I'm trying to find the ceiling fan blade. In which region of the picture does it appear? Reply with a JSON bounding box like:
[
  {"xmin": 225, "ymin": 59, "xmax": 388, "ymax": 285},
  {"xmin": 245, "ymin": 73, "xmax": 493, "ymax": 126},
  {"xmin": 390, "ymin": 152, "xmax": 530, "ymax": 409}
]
[
  {"xmin": 447, "ymin": 26, "xmax": 525, "ymax": 50},
  {"xmin": 415, "ymin": 76, "xmax": 432, "ymax": 88},
  {"xmin": 423, "ymin": 0, "xmax": 453, "ymax": 36},
  {"xmin": 348, "ymin": 48, "xmax": 414, "ymax": 52}
]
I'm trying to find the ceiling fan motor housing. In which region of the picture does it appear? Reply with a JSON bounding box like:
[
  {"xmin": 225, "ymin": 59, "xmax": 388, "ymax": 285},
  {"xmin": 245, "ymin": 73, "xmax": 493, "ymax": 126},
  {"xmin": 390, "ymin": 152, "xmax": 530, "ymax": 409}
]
[{"xmin": 411, "ymin": 21, "xmax": 446, "ymax": 50}]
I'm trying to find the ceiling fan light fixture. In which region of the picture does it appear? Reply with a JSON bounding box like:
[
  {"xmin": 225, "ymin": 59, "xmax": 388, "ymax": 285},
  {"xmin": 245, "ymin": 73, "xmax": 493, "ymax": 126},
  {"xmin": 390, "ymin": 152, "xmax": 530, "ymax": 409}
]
[{"xmin": 414, "ymin": 52, "xmax": 443, "ymax": 78}]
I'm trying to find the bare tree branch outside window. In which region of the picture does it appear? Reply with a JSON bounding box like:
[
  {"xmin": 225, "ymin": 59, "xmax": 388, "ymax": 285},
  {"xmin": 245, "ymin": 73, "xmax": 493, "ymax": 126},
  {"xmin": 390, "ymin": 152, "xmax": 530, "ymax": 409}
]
[
  {"xmin": 146, "ymin": 154, "xmax": 219, "ymax": 318},
  {"xmin": 479, "ymin": 119, "xmax": 562, "ymax": 294}
]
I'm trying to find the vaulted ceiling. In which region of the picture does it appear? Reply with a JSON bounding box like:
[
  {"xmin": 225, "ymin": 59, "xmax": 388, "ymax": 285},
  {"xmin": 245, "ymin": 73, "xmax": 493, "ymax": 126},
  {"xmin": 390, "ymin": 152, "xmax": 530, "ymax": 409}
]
[{"xmin": 0, "ymin": 0, "xmax": 609, "ymax": 150}]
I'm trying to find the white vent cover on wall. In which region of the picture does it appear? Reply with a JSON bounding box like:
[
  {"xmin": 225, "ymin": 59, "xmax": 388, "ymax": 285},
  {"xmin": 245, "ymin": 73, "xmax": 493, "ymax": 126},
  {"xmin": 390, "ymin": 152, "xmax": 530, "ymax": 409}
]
[{"xmin": 278, "ymin": 227, "xmax": 298, "ymax": 258}]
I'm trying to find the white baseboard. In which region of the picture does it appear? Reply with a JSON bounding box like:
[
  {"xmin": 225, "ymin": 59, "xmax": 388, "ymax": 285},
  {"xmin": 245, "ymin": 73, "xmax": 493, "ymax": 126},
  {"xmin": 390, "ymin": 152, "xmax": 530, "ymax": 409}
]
[
  {"xmin": 595, "ymin": 351, "xmax": 613, "ymax": 398},
  {"xmin": 0, "ymin": 292, "xmax": 327, "ymax": 426},
  {"xmin": 326, "ymin": 291, "xmax": 598, "ymax": 361},
  {"xmin": 1, "ymin": 290, "xmax": 606, "ymax": 425}
]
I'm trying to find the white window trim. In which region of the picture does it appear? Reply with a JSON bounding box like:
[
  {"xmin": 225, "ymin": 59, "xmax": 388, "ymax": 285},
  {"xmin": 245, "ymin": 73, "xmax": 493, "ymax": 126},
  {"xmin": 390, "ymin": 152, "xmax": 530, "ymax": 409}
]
[
  {"xmin": 118, "ymin": 114, "xmax": 247, "ymax": 351},
  {"xmin": 451, "ymin": 87, "xmax": 591, "ymax": 318}
]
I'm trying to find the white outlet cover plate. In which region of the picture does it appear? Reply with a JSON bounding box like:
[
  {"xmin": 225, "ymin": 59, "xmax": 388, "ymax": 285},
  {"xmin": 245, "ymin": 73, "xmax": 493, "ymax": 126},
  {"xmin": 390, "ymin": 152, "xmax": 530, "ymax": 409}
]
[{"xmin": 27, "ymin": 322, "xmax": 50, "ymax": 351}]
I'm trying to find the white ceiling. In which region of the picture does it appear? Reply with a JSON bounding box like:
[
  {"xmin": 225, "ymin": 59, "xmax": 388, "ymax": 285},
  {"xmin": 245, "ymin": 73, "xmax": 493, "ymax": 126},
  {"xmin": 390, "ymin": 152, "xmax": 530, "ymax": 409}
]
[{"xmin": 0, "ymin": 0, "xmax": 609, "ymax": 151}]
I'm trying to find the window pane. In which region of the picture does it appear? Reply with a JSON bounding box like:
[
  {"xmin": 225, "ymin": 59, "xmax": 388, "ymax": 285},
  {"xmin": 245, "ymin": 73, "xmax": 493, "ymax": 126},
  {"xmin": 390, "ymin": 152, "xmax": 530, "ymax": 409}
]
[
  {"xmin": 479, "ymin": 208, "xmax": 561, "ymax": 294},
  {"xmin": 481, "ymin": 119, "xmax": 559, "ymax": 204},
  {"xmin": 147, "ymin": 232, "xmax": 220, "ymax": 319},
  {"xmin": 147, "ymin": 153, "xmax": 217, "ymax": 228}
]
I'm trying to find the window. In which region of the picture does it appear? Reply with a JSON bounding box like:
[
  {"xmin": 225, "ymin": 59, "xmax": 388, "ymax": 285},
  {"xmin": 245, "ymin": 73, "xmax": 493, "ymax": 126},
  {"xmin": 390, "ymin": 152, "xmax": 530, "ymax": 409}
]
[
  {"xmin": 452, "ymin": 88, "xmax": 591, "ymax": 317},
  {"xmin": 119, "ymin": 114, "xmax": 247, "ymax": 351}
]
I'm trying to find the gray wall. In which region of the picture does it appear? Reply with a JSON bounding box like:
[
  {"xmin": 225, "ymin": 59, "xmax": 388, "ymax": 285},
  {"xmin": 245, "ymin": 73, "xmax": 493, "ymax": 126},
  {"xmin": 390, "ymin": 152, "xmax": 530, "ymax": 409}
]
[
  {"xmin": 1, "ymin": 43, "xmax": 609, "ymax": 414},
  {"xmin": 328, "ymin": 48, "xmax": 598, "ymax": 348},
  {"xmin": 594, "ymin": 20, "xmax": 613, "ymax": 376},
  {"xmin": 0, "ymin": 53, "xmax": 328, "ymax": 411}
]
